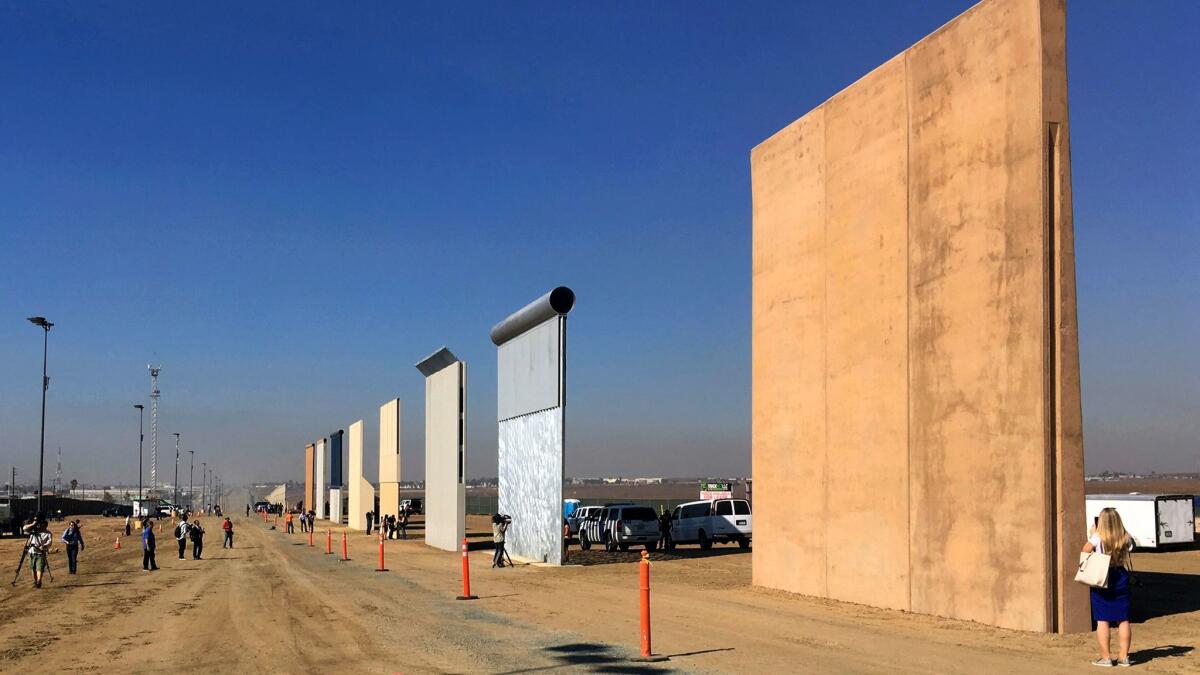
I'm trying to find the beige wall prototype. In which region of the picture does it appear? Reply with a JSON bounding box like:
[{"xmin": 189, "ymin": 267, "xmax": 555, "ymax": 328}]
[
  {"xmin": 423, "ymin": 361, "xmax": 466, "ymax": 552},
  {"xmin": 750, "ymin": 0, "xmax": 1086, "ymax": 633},
  {"xmin": 346, "ymin": 420, "xmax": 375, "ymax": 531},
  {"xmin": 379, "ymin": 398, "xmax": 401, "ymax": 517},
  {"xmin": 304, "ymin": 443, "xmax": 315, "ymax": 513}
]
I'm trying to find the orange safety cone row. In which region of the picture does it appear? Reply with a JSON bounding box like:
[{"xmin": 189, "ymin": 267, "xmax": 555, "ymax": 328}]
[
  {"xmin": 325, "ymin": 528, "xmax": 333, "ymax": 554},
  {"xmin": 456, "ymin": 538, "xmax": 477, "ymax": 600},
  {"xmin": 341, "ymin": 531, "xmax": 349, "ymax": 561},
  {"xmin": 114, "ymin": 536, "xmax": 121, "ymax": 550}
]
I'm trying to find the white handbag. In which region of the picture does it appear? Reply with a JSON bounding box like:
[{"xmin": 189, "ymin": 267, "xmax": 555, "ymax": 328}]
[{"xmin": 1075, "ymin": 551, "xmax": 1111, "ymax": 588}]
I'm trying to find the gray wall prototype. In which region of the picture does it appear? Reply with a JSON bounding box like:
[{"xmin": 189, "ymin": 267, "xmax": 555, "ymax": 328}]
[
  {"xmin": 314, "ymin": 437, "xmax": 327, "ymax": 519},
  {"xmin": 497, "ymin": 315, "xmax": 566, "ymax": 565}
]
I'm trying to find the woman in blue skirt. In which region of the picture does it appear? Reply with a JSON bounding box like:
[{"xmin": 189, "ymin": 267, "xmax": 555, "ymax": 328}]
[{"xmin": 1082, "ymin": 507, "xmax": 1135, "ymax": 667}]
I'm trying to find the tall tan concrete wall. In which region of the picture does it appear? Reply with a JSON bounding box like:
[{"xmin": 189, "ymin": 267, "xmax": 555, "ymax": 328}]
[
  {"xmin": 346, "ymin": 420, "xmax": 375, "ymax": 531},
  {"xmin": 304, "ymin": 444, "xmax": 314, "ymax": 512},
  {"xmin": 750, "ymin": 0, "xmax": 1086, "ymax": 632},
  {"xmin": 379, "ymin": 399, "xmax": 401, "ymax": 517}
]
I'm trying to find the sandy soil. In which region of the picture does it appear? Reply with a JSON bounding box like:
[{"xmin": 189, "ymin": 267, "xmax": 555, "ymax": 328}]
[{"xmin": 0, "ymin": 514, "xmax": 1196, "ymax": 674}]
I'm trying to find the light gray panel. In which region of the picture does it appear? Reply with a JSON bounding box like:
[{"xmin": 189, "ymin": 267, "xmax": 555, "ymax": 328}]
[
  {"xmin": 498, "ymin": 408, "xmax": 563, "ymax": 565},
  {"xmin": 314, "ymin": 438, "xmax": 326, "ymax": 519},
  {"xmin": 425, "ymin": 362, "xmax": 466, "ymax": 552},
  {"xmin": 497, "ymin": 316, "xmax": 562, "ymax": 421}
]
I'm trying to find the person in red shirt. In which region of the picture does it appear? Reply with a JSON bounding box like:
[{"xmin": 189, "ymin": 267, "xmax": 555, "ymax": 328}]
[{"xmin": 222, "ymin": 517, "xmax": 234, "ymax": 549}]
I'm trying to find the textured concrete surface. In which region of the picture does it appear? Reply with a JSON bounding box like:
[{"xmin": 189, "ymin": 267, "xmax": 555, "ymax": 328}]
[
  {"xmin": 423, "ymin": 361, "xmax": 466, "ymax": 552},
  {"xmin": 379, "ymin": 399, "xmax": 401, "ymax": 517},
  {"xmin": 499, "ymin": 408, "xmax": 564, "ymax": 565},
  {"xmin": 750, "ymin": 0, "xmax": 1085, "ymax": 632},
  {"xmin": 347, "ymin": 420, "xmax": 375, "ymax": 531}
]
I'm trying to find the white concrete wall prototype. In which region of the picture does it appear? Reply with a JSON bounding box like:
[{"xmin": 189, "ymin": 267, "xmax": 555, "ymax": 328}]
[
  {"xmin": 328, "ymin": 487, "xmax": 343, "ymax": 525},
  {"xmin": 496, "ymin": 313, "xmax": 567, "ymax": 565},
  {"xmin": 346, "ymin": 420, "xmax": 375, "ymax": 531},
  {"xmin": 314, "ymin": 437, "xmax": 327, "ymax": 520},
  {"xmin": 379, "ymin": 399, "xmax": 401, "ymax": 517},
  {"xmin": 423, "ymin": 361, "xmax": 466, "ymax": 552}
]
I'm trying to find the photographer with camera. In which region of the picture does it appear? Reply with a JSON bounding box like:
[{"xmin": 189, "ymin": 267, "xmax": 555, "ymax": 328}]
[{"xmin": 491, "ymin": 514, "xmax": 511, "ymax": 568}]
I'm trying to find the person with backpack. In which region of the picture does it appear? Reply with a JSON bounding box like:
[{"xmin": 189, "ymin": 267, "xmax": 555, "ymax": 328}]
[
  {"xmin": 142, "ymin": 518, "xmax": 158, "ymax": 571},
  {"xmin": 23, "ymin": 516, "xmax": 53, "ymax": 588},
  {"xmin": 124, "ymin": 514, "xmax": 132, "ymax": 537},
  {"xmin": 222, "ymin": 517, "xmax": 234, "ymax": 548},
  {"xmin": 175, "ymin": 514, "xmax": 190, "ymax": 560},
  {"xmin": 190, "ymin": 519, "xmax": 205, "ymax": 560},
  {"xmin": 61, "ymin": 519, "xmax": 85, "ymax": 574}
]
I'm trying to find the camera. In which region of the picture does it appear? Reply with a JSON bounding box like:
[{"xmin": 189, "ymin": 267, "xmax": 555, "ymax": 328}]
[{"xmin": 492, "ymin": 513, "xmax": 512, "ymax": 525}]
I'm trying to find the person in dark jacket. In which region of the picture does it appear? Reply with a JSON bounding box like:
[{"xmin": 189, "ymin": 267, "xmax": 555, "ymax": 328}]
[
  {"xmin": 61, "ymin": 520, "xmax": 86, "ymax": 574},
  {"xmin": 190, "ymin": 520, "xmax": 205, "ymax": 560},
  {"xmin": 142, "ymin": 519, "xmax": 159, "ymax": 571}
]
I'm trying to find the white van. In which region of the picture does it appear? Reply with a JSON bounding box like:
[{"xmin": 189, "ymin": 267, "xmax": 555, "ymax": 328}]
[{"xmin": 668, "ymin": 499, "xmax": 752, "ymax": 550}]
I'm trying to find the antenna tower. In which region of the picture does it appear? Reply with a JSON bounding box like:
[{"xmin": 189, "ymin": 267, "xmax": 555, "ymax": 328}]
[{"xmin": 149, "ymin": 365, "xmax": 162, "ymax": 498}]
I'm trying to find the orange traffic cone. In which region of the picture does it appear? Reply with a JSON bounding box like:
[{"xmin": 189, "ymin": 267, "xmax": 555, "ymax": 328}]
[{"xmin": 114, "ymin": 536, "xmax": 121, "ymax": 550}]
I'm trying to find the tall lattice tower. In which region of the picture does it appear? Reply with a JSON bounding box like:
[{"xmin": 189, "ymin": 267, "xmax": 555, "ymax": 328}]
[{"xmin": 148, "ymin": 365, "xmax": 162, "ymax": 498}]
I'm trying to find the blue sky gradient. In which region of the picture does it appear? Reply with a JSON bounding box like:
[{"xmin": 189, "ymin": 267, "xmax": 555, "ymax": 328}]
[{"xmin": 1, "ymin": 1, "xmax": 1196, "ymax": 486}]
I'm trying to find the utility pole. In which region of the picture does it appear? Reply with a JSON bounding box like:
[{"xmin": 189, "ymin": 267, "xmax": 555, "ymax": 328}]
[
  {"xmin": 134, "ymin": 405, "xmax": 144, "ymax": 506},
  {"xmin": 201, "ymin": 462, "xmax": 207, "ymax": 513},
  {"xmin": 27, "ymin": 316, "xmax": 53, "ymax": 513},
  {"xmin": 148, "ymin": 365, "xmax": 162, "ymax": 501},
  {"xmin": 172, "ymin": 432, "xmax": 180, "ymax": 510},
  {"xmin": 55, "ymin": 447, "xmax": 62, "ymax": 496}
]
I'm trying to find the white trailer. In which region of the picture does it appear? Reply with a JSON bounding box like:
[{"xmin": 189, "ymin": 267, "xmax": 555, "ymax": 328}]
[{"xmin": 1085, "ymin": 493, "xmax": 1195, "ymax": 549}]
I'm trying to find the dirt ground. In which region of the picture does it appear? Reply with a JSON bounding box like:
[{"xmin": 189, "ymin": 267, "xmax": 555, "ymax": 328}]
[{"xmin": 0, "ymin": 514, "xmax": 1196, "ymax": 674}]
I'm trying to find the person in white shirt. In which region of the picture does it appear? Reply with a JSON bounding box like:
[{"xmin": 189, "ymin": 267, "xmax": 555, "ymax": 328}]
[{"xmin": 175, "ymin": 515, "xmax": 190, "ymax": 560}]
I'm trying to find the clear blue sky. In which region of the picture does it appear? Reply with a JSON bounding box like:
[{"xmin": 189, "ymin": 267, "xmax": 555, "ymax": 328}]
[{"xmin": 1, "ymin": 1, "xmax": 1196, "ymax": 487}]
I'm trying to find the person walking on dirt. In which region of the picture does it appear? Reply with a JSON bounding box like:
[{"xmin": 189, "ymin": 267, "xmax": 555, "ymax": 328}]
[
  {"xmin": 301, "ymin": 510, "xmax": 309, "ymax": 533},
  {"xmin": 61, "ymin": 520, "xmax": 85, "ymax": 574},
  {"xmin": 190, "ymin": 519, "xmax": 205, "ymax": 560},
  {"xmin": 491, "ymin": 514, "xmax": 509, "ymax": 568},
  {"xmin": 23, "ymin": 517, "xmax": 53, "ymax": 588},
  {"xmin": 365, "ymin": 510, "xmax": 374, "ymax": 535},
  {"xmin": 658, "ymin": 509, "xmax": 672, "ymax": 549},
  {"xmin": 222, "ymin": 517, "xmax": 234, "ymax": 548},
  {"xmin": 285, "ymin": 510, "xmax": 294, "ymax": 534},
  {"xmin": 175, "ymin": 514, "xmax": 190, "ymax": 560},
  {"xmin": 142, "ymin": 518, "xmax": 159, "ymax": 571},
  {"xmin": 399, "ymin": 511, "xmax": 408, "ymax": 540},
  {"xmin": 246, "ymin": 504, "xmax": 250, "ymax": 518},
  {"xmin": 124, "ymin": 514, "xmax": 132, "ymax": 537}
]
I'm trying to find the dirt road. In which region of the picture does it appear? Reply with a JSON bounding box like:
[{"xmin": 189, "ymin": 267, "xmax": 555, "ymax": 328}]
[{"xmin": 1, "ymin": 514, "xmax": 1196, "ymax": 673}]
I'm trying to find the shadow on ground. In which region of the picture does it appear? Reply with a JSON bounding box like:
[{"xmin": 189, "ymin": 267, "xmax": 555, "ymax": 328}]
[
  {"xmin": 498, "ymin": 642, "xmax": 673, "ymax": 674},
  {"xmin": 565, "ymin": 546, "xmax": 750, "ymax": 567},
  {"xmin": 1131, "ymin": 572, "xmax": 1200, "ymax": 622},
  {"xmin": 1128, "ymin": 645, "xmax": 1193, "ymax": 665}
]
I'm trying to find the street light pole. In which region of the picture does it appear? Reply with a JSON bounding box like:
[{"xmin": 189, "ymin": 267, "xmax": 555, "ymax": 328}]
[
  {"xmin": 134, "ymin": 405, "xmax": 145, "ymax": 511},
  {"xmin": 201, "ymin": 462, "xmax": 207, "ymax": 513},
  {"xmin": 27, "ymin": 316, "xmax": 53, "ymax": 514},
  {"xmin": 172, "ymin": 433, "xmax": 181, "ymax": 511},
  {"xmin": 188, "ymin": 450, "xmax": 194, "ymax": 511}
]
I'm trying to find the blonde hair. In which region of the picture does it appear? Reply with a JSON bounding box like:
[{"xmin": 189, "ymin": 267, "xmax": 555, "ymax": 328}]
[{"xmin": 1096, "ymin": 508, "xmax": 1131, "ymax": 565}]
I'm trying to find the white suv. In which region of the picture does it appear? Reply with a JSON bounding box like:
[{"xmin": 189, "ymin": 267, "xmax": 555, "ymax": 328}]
[
  {"xmin": 668, "ymin": 499, "xmax": 752, "ymax": 550},
  {"xmin": 579, "ymin": 504, "xmax": 661, "ymax": 552}
]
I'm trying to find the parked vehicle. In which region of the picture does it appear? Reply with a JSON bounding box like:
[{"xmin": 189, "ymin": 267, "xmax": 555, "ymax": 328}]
[
  {"xmin": 102, "ymin": 505, "xmax": 132, "ymax": 518},
  {"xmin": 579, "ymin": 504, "xmax": 660, "ymax": 552},
  {"xmin": 668, "ymin": 498, "xmax": 752, "ymax": 550},
  {"xmin": 399, "ymin": 498, "xmax": 423, "ymax": 515},
  {"xmin": 1085, "ymin": 494, "xmax": 1195, "ymax": 548},
  {"xmin": 578, "ymin": 503, "xmax": 631, "ymax": 550},
  {"xmin": 567, "ymin": 505, "xmax": 602, "ymax": 536}
]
